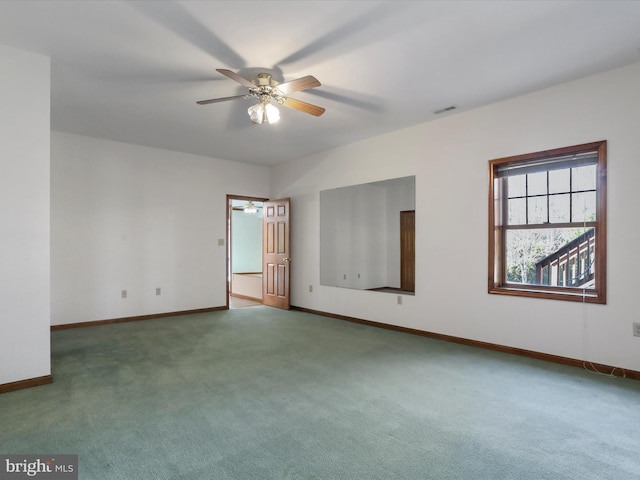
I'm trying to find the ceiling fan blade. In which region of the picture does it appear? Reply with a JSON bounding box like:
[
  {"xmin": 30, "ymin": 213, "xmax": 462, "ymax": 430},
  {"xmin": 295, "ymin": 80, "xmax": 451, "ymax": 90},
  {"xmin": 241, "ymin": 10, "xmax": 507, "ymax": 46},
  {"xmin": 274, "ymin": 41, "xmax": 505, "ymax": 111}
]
[
  {"xmin": 196, "ymin": 95, "xmax": 246, "ymax": 105},
  {"xmin": 216, "ymin": 69, "xmax": 256, "ymax": 89},
  {"xmin": 282, "ymin": 97, "xmax": 325, "ymax": 117},
  {"xmin": 277, "ymin": 75, "xmax": 321, "ymax": 95}
]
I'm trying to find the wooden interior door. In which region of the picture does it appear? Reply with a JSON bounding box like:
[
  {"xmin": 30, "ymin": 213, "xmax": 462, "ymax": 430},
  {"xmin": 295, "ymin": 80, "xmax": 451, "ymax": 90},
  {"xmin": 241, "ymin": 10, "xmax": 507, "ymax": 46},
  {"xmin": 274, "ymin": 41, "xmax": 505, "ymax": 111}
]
[
  {"xmin": 400, "ymin": 210, "xmax": 415, "ymax": 292},
  {"xmin": 263, "ymin": 198, "xmax": 291, "ymax": 309}
]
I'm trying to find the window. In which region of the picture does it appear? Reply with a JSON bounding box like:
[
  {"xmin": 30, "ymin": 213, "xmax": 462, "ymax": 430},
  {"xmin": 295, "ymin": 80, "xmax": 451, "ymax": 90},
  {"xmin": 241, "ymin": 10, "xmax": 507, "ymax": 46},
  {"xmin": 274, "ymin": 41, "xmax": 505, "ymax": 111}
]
[{"xmin": 488, "ymin": 141, "xmax": 606, "ymax": 303}]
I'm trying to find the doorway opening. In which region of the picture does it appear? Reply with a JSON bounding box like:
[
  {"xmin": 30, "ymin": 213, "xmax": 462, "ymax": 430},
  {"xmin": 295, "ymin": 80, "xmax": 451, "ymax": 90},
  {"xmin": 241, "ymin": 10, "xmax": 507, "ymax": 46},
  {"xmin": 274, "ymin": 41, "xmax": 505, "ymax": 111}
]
[{"xmin": 227, "ymin": 195, "xmax": 268, "ymax": 309}]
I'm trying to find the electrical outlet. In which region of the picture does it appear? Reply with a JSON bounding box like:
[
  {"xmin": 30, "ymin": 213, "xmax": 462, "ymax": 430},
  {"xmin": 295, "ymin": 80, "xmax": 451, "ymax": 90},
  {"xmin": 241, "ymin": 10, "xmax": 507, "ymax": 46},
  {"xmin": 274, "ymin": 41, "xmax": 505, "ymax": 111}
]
[
  {"xmin": 156, "ymin": 287, "xmax": 161, "ymax": 296},
  {"xmin": 397, "ymin": 295, "xmax": 402, "ymax": 305},
  {"xmin": 309, "ymin": 285, "xmax": 313, "ymax": 293},
  {"xmin": 343, "ymin": 274, "xmax": 347, "ymax": 280},
  {"xmin": 217, "ymin": 238, "xmax": 225, "ymax": 246},
  {"xmin": 633, "ymin": 322, "xmax": 640, "ymax": 337},
  {"xmin": 121, "ymin": 290, "xmax": 127, "ymax": 299}
]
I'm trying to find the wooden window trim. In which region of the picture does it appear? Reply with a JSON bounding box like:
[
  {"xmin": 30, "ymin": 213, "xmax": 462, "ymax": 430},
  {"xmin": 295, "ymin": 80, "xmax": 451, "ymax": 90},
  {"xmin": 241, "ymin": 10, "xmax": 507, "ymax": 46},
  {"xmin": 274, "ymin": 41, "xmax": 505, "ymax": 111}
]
[{"xmin": 488, "ymin": 141, "xmax": 607, "ymax": 304}]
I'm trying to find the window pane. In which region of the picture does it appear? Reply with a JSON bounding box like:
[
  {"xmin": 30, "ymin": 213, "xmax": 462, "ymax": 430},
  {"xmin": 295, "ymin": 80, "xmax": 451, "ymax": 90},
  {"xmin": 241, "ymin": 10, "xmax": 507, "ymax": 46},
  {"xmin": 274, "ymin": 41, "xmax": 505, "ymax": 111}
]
[
  {"xmin": 507, "ymin": 175, "xmax": 526, "ymax": 198},
  {"xmin": 572, "ymin": 165, "xmax": 596, "ymax": 191},
  {"xmin": 505, "ymin": 227, "xmax": 595, "ymax": 289},
  {"xmin": 508, "ymin": 198, "xmax": 526, "ymax": 225},
  {"xmin": 527, "ymin": 171, "xmax": 547, "ymax": 196},
  {"xmin": 527, "ymin": 196, "xmax": 547, "ymax": 224},
  {"xmin": 548, "ymin": 169, "xmax": 570, "ymax": 194},
  {"xmin": 549, "ymin": 194, "xmax": 570, "ymax": 223},
  {"xmin": 572, "ymin": 191, "xmax": 596, "ymax": 222}
]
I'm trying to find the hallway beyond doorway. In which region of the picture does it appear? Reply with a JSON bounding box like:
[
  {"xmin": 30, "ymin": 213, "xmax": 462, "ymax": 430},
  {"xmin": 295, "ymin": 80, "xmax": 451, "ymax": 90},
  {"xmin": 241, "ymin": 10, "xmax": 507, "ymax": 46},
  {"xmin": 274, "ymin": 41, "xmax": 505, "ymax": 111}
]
[{"xmin": 229, "ymin": 295, "xmax": 262, "ymax": 309}]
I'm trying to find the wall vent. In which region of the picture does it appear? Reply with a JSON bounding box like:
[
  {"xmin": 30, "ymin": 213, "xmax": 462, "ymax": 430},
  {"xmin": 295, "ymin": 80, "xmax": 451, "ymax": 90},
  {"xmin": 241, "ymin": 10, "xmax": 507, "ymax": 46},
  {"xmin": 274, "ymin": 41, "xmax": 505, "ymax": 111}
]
[{"xmin": 434, "ymin": 105, "xmax": 457, "ymax": 114}]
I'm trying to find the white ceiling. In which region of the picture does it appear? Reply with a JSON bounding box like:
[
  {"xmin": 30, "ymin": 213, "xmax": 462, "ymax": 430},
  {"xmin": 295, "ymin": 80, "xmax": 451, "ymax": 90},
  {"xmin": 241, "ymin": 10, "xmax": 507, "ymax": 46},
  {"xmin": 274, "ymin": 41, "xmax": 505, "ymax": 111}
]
[{"xmin": 1, "ymin": 1, "xmax": 639, "ymax": 166}]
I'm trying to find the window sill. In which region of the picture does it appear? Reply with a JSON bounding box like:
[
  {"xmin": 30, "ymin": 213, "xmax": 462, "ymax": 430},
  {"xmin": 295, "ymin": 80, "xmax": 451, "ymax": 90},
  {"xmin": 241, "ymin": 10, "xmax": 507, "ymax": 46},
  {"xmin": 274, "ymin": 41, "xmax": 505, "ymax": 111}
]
[{"xmin": 489, "ymin": 286, "xmax": 605, "ymax": 304}]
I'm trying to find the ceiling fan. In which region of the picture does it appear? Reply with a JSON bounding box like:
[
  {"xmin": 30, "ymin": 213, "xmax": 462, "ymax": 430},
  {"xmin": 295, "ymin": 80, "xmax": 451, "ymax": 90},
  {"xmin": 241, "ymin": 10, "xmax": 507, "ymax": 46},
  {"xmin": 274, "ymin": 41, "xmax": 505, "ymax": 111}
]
[
  {"xmin": 197, "ymin": 69, "xmax": 325, "ymax": 125},
  {"xmin": 231, "ymin": 200, "xmax": 260, "ymax": 214}
]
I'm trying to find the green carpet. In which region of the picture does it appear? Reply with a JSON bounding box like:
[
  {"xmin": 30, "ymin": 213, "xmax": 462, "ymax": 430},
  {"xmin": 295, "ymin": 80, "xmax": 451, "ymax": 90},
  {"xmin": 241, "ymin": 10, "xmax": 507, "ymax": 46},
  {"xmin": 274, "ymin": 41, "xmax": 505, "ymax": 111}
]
[{"xmin": 1, "ymin": 306, "xmax": 639, "ymax": 479}]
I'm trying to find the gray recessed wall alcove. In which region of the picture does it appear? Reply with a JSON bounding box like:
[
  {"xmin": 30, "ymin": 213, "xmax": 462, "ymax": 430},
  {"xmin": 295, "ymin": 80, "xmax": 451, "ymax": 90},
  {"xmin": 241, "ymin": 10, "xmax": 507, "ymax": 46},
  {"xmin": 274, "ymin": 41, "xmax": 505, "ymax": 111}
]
[{"xmin": 320, "ymin": 176, "xmax": 415, "ymax": 293}]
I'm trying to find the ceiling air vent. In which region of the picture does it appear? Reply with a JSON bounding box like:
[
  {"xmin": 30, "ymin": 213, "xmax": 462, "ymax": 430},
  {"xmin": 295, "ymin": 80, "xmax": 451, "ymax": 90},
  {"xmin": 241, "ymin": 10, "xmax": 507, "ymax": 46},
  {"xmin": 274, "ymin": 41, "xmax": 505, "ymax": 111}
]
[{"xmin": 434, "ymin": 105, "xmax": 457, "ymax": 114}]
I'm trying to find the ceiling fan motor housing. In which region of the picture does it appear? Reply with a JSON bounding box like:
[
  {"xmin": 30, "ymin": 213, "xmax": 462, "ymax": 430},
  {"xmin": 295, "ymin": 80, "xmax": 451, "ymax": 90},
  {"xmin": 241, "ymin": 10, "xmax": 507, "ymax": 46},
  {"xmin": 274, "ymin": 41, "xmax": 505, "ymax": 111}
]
[{"xmin": 255, "ymin": 73, "xmax": 278, "ymax": 87}]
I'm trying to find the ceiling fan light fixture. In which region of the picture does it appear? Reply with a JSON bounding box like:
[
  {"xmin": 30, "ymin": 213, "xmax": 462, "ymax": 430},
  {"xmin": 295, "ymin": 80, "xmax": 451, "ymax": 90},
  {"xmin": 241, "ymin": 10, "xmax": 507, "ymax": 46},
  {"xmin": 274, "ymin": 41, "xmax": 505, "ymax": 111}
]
[
  {"xmin": 248, "ymin": 98, "xmax": 280, "ymax": 125},
  {"xmin": 198, "ymin": 69, "xmax": 324, "ymax": 123},
  {"xmin": 244, "ymin": 201, "xmax": 258, "ymax": 214}
]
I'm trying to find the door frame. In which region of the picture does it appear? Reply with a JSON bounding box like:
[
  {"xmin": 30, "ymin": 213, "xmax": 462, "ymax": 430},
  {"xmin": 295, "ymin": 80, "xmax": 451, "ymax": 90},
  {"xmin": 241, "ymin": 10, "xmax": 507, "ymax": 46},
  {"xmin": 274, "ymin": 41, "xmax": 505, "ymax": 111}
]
[{"xmin": 226, "ymin": 194, "xmax": 269, "ymax": 309}]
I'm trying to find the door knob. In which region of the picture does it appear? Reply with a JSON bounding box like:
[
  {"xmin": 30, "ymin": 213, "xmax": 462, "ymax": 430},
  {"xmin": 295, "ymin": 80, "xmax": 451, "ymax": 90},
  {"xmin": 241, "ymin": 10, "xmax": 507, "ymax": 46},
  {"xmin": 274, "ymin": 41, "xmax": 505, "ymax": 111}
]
[{"xmin": 283, "ymin": 257, "xmax": 291, "ymax": 263}]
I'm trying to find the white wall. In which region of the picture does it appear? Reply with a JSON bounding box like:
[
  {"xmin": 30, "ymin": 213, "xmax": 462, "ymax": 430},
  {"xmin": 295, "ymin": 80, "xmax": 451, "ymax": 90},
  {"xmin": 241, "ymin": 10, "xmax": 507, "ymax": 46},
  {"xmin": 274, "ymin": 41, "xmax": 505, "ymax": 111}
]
[
  {"xmin": 272, "ymin": 61, "xmax": 640, "ymax": 372},
  {"xmin": 231, "ymin": 273, "xmax": 262, "ymax": 300},
  {"xmin": 231, "ymin": 210, "xmax": 262, "ymax": 273},
  {"xmin": 320, "ymin": 183, "xmax": 387, "ymax": 289},
  {"xmin": 51, "ymin": 132, "xmax": 270, "ymax": 325},
  {"xmin": 0, "ymin": 45, "xmax": 51, "ymax": 385}
]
